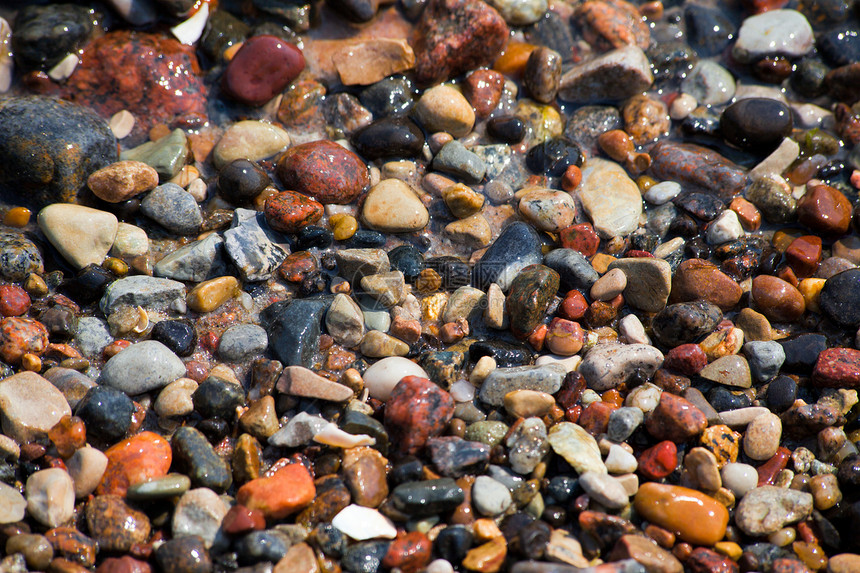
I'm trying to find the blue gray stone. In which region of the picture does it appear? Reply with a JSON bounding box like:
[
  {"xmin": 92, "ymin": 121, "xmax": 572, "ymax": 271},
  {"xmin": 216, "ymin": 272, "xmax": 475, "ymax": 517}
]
[
  {"xmin": 99, "ymin": 340, "xmax": 186, "ymax": 395},
  {"xmin": 140, "ymin": 183, "xmax": 203, "ymax": 235},
  {"xmin": 218, "ymin": 323, "xmax": 268, "ymax": 362},
  {"xmin": 472, "ymin": 221, "xmax": 543, "ymax": 291},
  {"xmin": 154, "ymin": 233, "xmax": 226, "ymax": 282},
  {"xmin": 224, "ymin": 215, "xmax": 288, "ymax": 282},
  {"xmin": 543, "ymin": 248, "xmax": 599, "ymax": 291},
  {"xmin": 743, "ymin": 340, "xmax": 785, "ymax": 383},
  {"xmin": 261, "ymin": 298, "xmax": 329, "ymax": 368},
  {"xmin": 432, "ymin": 140, "xmax": 486, "ymax": 184},
  {"xmin": 99, "ymin": 276, "xmax": 186, "ymax": 316}
]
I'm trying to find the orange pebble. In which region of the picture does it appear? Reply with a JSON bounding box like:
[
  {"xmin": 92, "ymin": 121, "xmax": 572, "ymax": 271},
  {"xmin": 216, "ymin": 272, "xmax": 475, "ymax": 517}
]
[
  {"xmin": 562, "ymin": 165, "xmax": 582, "ymax": 192},
  {"xmin": 237, "ymin": 463, "xmax": 316, "ymax": 519},
  {"xmin": 98, "ymin": 431, "xmax": 172, "ymax": 496},
  {"xmin": 492, "ymin": 42, "xmax": 535, "ymax": 78},
  {"xmin": 3, "ymin": 207, "xmax": 31, "ymax": 227}
]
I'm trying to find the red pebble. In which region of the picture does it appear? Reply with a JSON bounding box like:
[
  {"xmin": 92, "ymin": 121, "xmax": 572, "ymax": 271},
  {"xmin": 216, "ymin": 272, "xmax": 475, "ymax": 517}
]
[
  {"xmin": 0, "ymin": 285, "xmax": 31, "ymax": 316},
  {"xmin": 645, "ymin": 392, "xmax": 707, "ymax": 443},
  {"xmin": 663, "ymin": 343, "xmax": 708, "ymax": 376},
  {"xmin": 461, "ymin": 69, "xmax": 504, "ymax": 117},
  {"xmin": 638, "ymin": 440, "xmax": 678, "ymax": 480},
  {"xmin": 200, "ymin": 331, "xmax": 219, "ymax": 353},
  {"xmin": 222, "ymin": 35, "xmax": 305, "ymax": 106},
  {"xmin": 96, "ymin": 556, "xmax": 152, "ymax": 573},
  {"xmin": 685, "ymin": 547, "xmax": 739, "ymax": 573},
  {"xmin": 625, "ymin": 249, "xmax": 654, "ymax": 258},
  {"xmin": 771, "ymin": 558, "xmax": 813, "ymax": 573},
  {"xmin": 784, "ymin": 235, "xmax": 822, "ymax": 278},
  {"xmin": 556, "ymin": 372, "xmax": 586, "ymax": 409},
  {"xmin": 382, "ymin": 531, "xmax": 433, "ymax": 573},
  {"xmin": 559, "ymin": 290, "xmax": 588, "ymax": 321},
  {"xmin": 264, "ymin": 190, "xmax": 324, "ymax": 234},
  {"xmin": 560, "ymin": 223, "xmax": 600, "ymax": 257},
  {"xmin": 812, "ymin": 347, "xmax": 860, "ymax": 388},
  {"xmin": 221, "ymin": 504, "xmax": 266, "ymax": 535},
  {"xmin": 757, "ymin": 446, "xmax": 791, "ymax": 486},
  {"xmin": 385, "ymin": 376, "xmax": 454, "ymax": 455},
  {"xmin": 185, "ymin": 360, "xmax": 209, "ymax": 382},
  {"xmin": 579, "ymin": 401, "xmax": 616, "ymax": 436}
]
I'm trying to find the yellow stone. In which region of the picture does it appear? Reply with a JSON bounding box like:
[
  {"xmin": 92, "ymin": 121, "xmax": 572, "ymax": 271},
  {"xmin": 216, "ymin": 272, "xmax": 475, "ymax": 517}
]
[
  {"xmin": 3, "ymin": 207, "xmax": 31, "ymax": 227},
  {"xmin": 714, "ymin": 541, "xmax": 743, "ymax": 561},
  {"xmin": 591, "ymin": 253, "xmax": 616, "ymax": 274},
  {"xmin": 422, "ymin": 293, "xmax": 449, "ymax": 323},
  {"xmin": 829, "ymin": 553, "xmax": 860, "ymax": 573},
  {"xmin": 798, "ymin": 278, "xmax": 826, "ymax": 314},
  {"xmin": 187, "ymin": 276, "xmax": 240, "ymax": 313},
  {"xmin": 102, "ymin": 257, "xmax": 129, "ymax": 277},
  {"xmin": 772, "ymin": 229, "xmax": 803, "ymax": 252},
  {"xmin": 473, "ymin": 519, "xmax": 503, "ymax": 541},
  {"xmin": 700, "ymin": 424, "xmax": 741, "ymax": 467},
  {"xmin": 462, "ymin": 536, "xmax": 507, "ymax": 573},
  {"xmin": 735, "ymin": 308, "xmax": 773, "ymax": 342},
  {"xmin": 633, "ymin": 483, "xmax": 729, "ymax": 546},
  {"xmin": 442, "ymin": 183, "xmax": 485, "ymax": 219},
  {"xmin": 330, "ymin": 214, "xmax": 358, "ymax": 241},
  {"xmin": 445, "ymin": 213, "xmax": 492, "ymax": 248},
  {"xmin": 24, "ymin": 274, "xmax": 48, "ymax": 297}
]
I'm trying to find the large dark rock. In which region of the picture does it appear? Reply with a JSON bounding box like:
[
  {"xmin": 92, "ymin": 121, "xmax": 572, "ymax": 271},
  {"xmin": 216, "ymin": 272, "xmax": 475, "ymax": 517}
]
[
  {"xmin": 0, "ymin": 96, "xmax": 118, "ymax": 207},
  {"xmin": 261, "ymin": 298, "xmax": 330, "ymax": 368},
  {"xmin": 12, "ymin": 4, "xmax": 95, "ymax": 71}
]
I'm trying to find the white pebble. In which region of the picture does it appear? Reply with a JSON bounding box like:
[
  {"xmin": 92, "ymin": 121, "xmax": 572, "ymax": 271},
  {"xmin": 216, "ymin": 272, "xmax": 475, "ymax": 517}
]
[
  {"xmin": 313, "ymin": 423, "xmax": 375, "ymax": 448},
  {"xmin": 721, "ymin": 462, "xmax": 759, "ymax": 497},
  {"xmin": 47, "ymin": 53, "xmax": 79, "ymax": 81},
  {"xmin": 619, "ymin": 314, "xmax": 649, "ymax": 344},
  {"xmin": 706, "ymin": 209, "xmax": 744, "ymax": 245},
  {"xmin": 332, "ymin": 505, "xmax": 397, "ymax": 540},
  {"xmin": 643, "ymin": 181, "xmax": 682, "ymax": 205},
  {"xmin": 750, "ymin": 138, "xmax": 800, "ymax": 181},
  {"xmin": 604, "ymin": 444, "xmax": 638, "ymax": 474},
  {"xmin": 26, "ymin": 468, "xmax": 75, "ymax": 528},
  {"xmin": 109, "ymin": 110, "xmax": 136, "ymax": 140},
  {"xmin": 171, "ymin": 2, "xmax": 209, "ymax": 45},
  {"xmin": 426, "ymin": 559, "xmax": 455, "ymax": 573},
  {"xmin": 669, "ymin": 93, "xmax": 697, "ymax": 120},
  {"xmin": 625, "ymin": 382, "xmax": 662, "ymax": 413},
  {"xmin": 535, "ymin": 354, "xmax": 581, "ymax": 373},
  {"xmin": 362, "ymin": 356, "xmax": 429, "ymax": 401},
  {"xmin": 66, "ymin": 446, "xmax": 108, "ymax": 498},
  {"xmin": 450, "ymin": 380, "xmax": 476, "ymax": 402},
  {"xmin": 187, "ymin": 178, "xmax": 208, "ymax": 202}
]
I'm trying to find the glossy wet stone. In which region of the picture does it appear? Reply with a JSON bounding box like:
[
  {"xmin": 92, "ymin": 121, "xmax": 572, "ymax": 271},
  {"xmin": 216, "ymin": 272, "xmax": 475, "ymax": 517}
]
[
  {"xmin": 155, "ymin": 535, "xmax": 212, "ymax": 573},
  {"xmin": 472, "ymin": 221, "xmax": 543, "ymax": 291},
  {"xmin": 261, "ymin": 298, "xmax": 327, "ymax": 368},
  {"xmin": 85, "ymin": 495, "xmax": 150, "ymax": 552},
  {"xmin": 351, "ymin": 118, "xmax": 425, "ymax": 160},
  {"xmin": 650, "ymin": 141, "xmax": 747, "ymax": 201},
  {"xmin": 75, "ymin": 386, "xmax": 134, "ymax": 444},
  {"xmin": 390, "ymin": 478, "xmax": 465, "ymax": 516},
  {"xmin": 98, "ymin": 431, "xmax": 172, "ymax": 497},
  {"xmin": 222, "ymin": 35, "xmax": 304, "ymax": 106},
  {"xmin": 171, "ymin": 426, "xmax": 232, "ymax": 492},
  {"xmin": 507, "ymin": 264, "xmax": 560, "ymax": 338},
  {"xmin": 651, "ymin": 301, "xmax": 722, "ymax": 348},
  {"xmin": 276, "ymin": 140, "xmax": 369, "ymax": 204},
  {"xmin": 633, "ymin": 483, "xmax": 729, "ymax": 546},
  {"xmin": 385, "ymin": 376, "xmax": 454, "ymax": 454},
  {"xmin": 721, "ymin": 98, "xmax": 793, "ymax": 153}
]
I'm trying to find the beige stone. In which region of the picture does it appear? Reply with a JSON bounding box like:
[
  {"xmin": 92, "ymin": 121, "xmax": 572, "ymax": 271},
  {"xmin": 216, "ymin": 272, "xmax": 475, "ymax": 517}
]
[
  {"xmin": 413, "ymin": 84, "xmax": 475, "ymax": 138},
  {"xmin": 331, "ymin": 39, "xmax": 415, "ymax": 86},
  {"xmin": 213, "ymin": 120, "xmax": 290, "ymax": 168},
  {"xmin": 277, "ymin": 366, "xmax": 354, "ymax": 402},
  {"xmin": 0, "ymin": 372, "xmax": 71, "ymax": 443},
  {"xmin": 362, "ymin": 179, "xmax": 429, "ymax": 233},
  {"xmin": 577, "ymin": 158, "xmax": 643, "ymax": 239},
  {"xmin": 38, "ymin": 204, "xmax": 118, "ymax": 269},
  {"xmin": 88, "ymin": 160, "xmax": 159, "ymax": 203},
  {"xmin": 445, "ymin": 213, "xmax": 492, "ymax": 247}
]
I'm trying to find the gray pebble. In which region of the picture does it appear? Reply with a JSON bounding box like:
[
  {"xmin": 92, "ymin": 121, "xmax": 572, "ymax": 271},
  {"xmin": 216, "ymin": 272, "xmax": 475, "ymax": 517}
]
[
  {"xmin": 743, "ymin": 340, "xmax": 786, "ymax": 382},
  {"xmin": 140, "ymin": 183, "xmax": 203, "ymax": 235},
  {"xmin": 218, "ymin": 324, "xmax": 268, "ymax": 362},
  {"xmin": 432, "ymin": 141, "xmax": 486, "ymax": 184}
]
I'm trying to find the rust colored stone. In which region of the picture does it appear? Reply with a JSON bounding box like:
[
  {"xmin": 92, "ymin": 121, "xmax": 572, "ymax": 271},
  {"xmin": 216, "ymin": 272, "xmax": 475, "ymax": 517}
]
[
  {"xmin": 670, "ymin": 259, "xmax": 743, "ymax": 311},
  {"xmin": 575, "ymin": 0, "xmax": 651, "ymax": 51},
  {"xmin": 750, "ymin": 275, "xmax": 806, "ymax": 323},
  {"xmin": 649, "ymin": 141, "xmax": 747, "ymax": 201},
  {"xmin": 756, "ymin": 446, "xmax": 791, "ymax": 486},
  {"xmin": 264, "ymin": 190, "xmax": 324, "ymax": 234},
  {"xmin": 97, "ymin": 431, "xmax": 172, "ymax": 497},
  {"xmin": 382, "ymin": 531, "xmax": 433, "ymax": 573},
  {"xmin": 797, "ymin": 183, "xmax": 852, "ymax": 237},
  {"xmin": 785, "ymin": 235, "xmax": 822, "ymax": 278},
  {"xmin": 645, "ymin": 392, "xmax": 707, "ymax": 443},
  {"xmin": 462, "ymin": 69, "xmax": 505, "ymax": 118},
  {"xmin": 236, "ymin": 462, "xmax": 316, "ymax": 520},
  {"xmin": 560, "ymin": 222, "xmax": 601, "ymax": 257},
  {"xmin": 276, "ymin": 140, "xmax": 369, "ymax": 204},
  {"xmin": 385, "ymin": 375, "xmax": 454, "ymax": 454},
  {"xmin": 812, "ymin": 347, "xmax": 860, "ymax": 388}
]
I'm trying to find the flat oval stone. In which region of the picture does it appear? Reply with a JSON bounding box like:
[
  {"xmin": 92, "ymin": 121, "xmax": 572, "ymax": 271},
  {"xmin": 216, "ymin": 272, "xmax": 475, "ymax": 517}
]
[
  {"xmin": 750, "ymin": 275, "xmax": 806, "ymax": 323},
  {"xmin": 732, "ymin": 9, "xmax": 814, "ymax": 63},
  {"xmin": 222, "ymin": 35, "xmax": 304, "ymax": 106},
  {"xmin": 634, "ymin": 483, "xmax": 729, "ymax": 546},
  {"xmin": 99, "ymin": 340, "xmax": 186, "ymax": 395},
  {"xmin": 651, "ymin": 301, "xmax": 722, "ymax": 348},
  {"xmin": 126, "ymin": 473, "xmax": 191, "ymax": 500},
  {"xmin": 579, "ymin": 343, "xmax": 664, "ymax": 392},
  {"xmin": 277, "ymin": 139, "xmax": 369, "ymax": 204},
  {"xmin": 649, "ymin": 141, "xmax": 747, "ymax": 201},
  {"xmin": 479, "ymin": 363, "xmax": 567, "ymax": 407},
  {"xmin": 37, "ymin": 204, "xmax": 118, "ymax": 270},
  {"xmin": 351, "ymin": 117, "xmax": 425, "ymax": 160},
  {"xmin": 734, "ymin": 485, "xmax": 813, "ymax": 536},
  {"xmin": 518, "ymin": 188, "xmax": 576, "ymax": 233},
  {"xmin": 264, "ymin": 190, "xmax": 324, "ymax": 234},
  {"xmin": 607, "ymin": 257, "xmax": 672, "ymax": 312},
  {"xmin": 212, "ymin": 120, "xmax": 291, "ymax": 168},
  {"xmin": 363, "ymin": 357, "xmax": 430, "ymax": 401},
  {"xmin": 577, "ymin": 158, "xmax": 642, "ymax": 239},
  {"xmin": 670, "ymin": 259, "xmax": 742, "ymax": 311},
  {"xmin": 507, "ymin": 264, "xmax": 560, "ymax": 338},
  {"xmin": 98, "ymin": 431, "xmax": 172, "ymax": 496},
  {"xmin": 26, "ymin": 468, "xmax": 76, "ymax": 528},
  {"xmin": 412, "ymin": 84, "xmax": 475, "ymax": 138},
  {"xmin": 0, "ymin": 371, "xmax": 71, "ymax": 443},
  {"xmin": 361, "ymin": 179, "xmax": 429, "ymax": 233},
  {"xmin": 721, "ymin": 98, "xmax": 793, "ymax": 153},
  {"xmin": 473, "ymin": 221, "xmax": 543, "ymax": 291}
]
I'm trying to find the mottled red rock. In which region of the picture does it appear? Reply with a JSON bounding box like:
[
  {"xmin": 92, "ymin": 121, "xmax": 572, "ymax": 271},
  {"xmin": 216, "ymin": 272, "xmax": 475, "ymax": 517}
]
[
  {"xmin": 785, "ymin": 235, "xmax": 822, "ymax": 278},
  {"xmin": 0, "ymin": 285, "xmax": 31, "ymax": 317},
  {"xmin": 812, "ymin": 347, "xmax": 860, "ymax": 388},
  {"xmin": 670, "ymin": 259, "xmax": 743, "ymax": 311},
  {"xmin": 578, "ymin": 510, "xmax": 638, "ymax": 549},
  {"xmin": 638, "ymin": 440, "xmax": 678, "ymax": 480},
  {"xmin": 46, "ymin": 527, "xmax": 97, "ymax": 568},
  {"xmin": 48, "ymin": 415, "xmax": 87, "ymax": 458},
  {"xmin": 276, "ymin": 140, "xmax": 369, "ymax": 204},
  {"xmin": 382, "ymin": 531, "xmax": 433, "ymax": 573},
  {"xmin": 296, "ymin": 474, "xmax": 350, "ymax": 526},
  {"xmin": 797, "ymin": 183, "xmax": 852, "ymax": 236},
  {"xmin": 771, "ymin": 557, "xmax": 814, "ymax": 573},
  {"xmin": 645, "ymin": 392, "xmax": 708, "ymax": 443},
  {"xmin": 686, "ymin": 547, "xmax": 739, "ymax": 573},
  {"xmin": 413, "ymin": 0, "xmax": 509, "ymax": 85},
  {"xmin": 559, "ymin": 290, "xmax": 589, "ymax": 320},
  {"xmin": 649, "ymin": 141, "xmax": 747, "ymax": 201},
  {"xmin": 385, "ymin": 375, "xmax": 454, "ymax": 455},
  {"xmin": 0, "ymin": 316, "xmax": 48, "ymax": 364},
  {"xmin": 575, "ymin": 0, "xmax": 651, "ymax": 52},
  {"xmin": 663, "ymin": 343, "xmax": 708, "ymax": 376},
  {"xmin": 221, "ymin": 504, "xmax": 266, "ymax": 535},
  {"xmin": 560, "ymin": 223, "xmax": 601, "ymax": 257},
  {"xmin": 462, "ymin": 69, "xmax": 505, "ymax": 117},
  {"xmin": 97, "ymin": 431, "xmax": 172, "ymax": 496},
  {"xmin": 63, "ymin": 31, "xmax": 207, "ymax": 144},
  {"xmin": 264, "ymin": 190, "xmax": 324, "ymax": 234},
  {"xmin": 222, "ymin": 35, "xmax": 305, "ymax": 106},
  {"xmin": 236, "ymin": 462, "xmax": 316, "ymax": 520},
  {"xmin": 579, "ymin": 400, "xmax": 616, "ymax": 436},
  {"xmin": 277, "ymin": 251, "xmax": 319, "ymax": 283},
  {"xmin": 751, "ymin": 275, "xmax": 806, "ymax": 323},
  {"xmin": 757, "ymin": 446, "xmax": 791, "ymax": 486}
]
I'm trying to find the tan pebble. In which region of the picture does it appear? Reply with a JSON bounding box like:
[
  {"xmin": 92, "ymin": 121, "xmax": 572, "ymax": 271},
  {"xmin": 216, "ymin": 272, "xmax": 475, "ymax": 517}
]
[
  {"xmin": 743, "ymin": 411, "xmax": 782, "ymax": 460},
  {"xmin": 590, "ymin": 268, "xmax": 627, "ymax": 301},
  {"xmin": 445, "ymin": 213, "xmax": 492, "ymax": 247},
  {"xmin": 735, "ymin": 307, "xmax": 773, "ymax": 341},
  {"xmin": 413, "ymin": 85, "xmax": 475, "ymax": 138},
  {"xmin": 684, "ymin": 447, "xmax": 722, "ymax": 491},
  {"xmin": 470, "ymin": 356, "xmax": 496, "ymax": 386},
  {"xmin": 362, "ymin": 179, "xmax": 429, "ymax": 233},
  {"xmin": 88, "ymin": 161, "xmax": 159, "ymax": 203},
  {"xmin": 503, "ymin": 389, "xmax": 554, "ymax": 418},
  {"xmin": 109, "ymin": 110, "xmax": 136, "ymax": 140},
  {"xmin": 829, "ymin": 553, "xmax": 860, "ymax": 573},
  {"xmin": 187, "ymin": 276, "xmax": 240, "ymax": 313},
  {"xmin": 442, "ymin": 183, "xmax": 485, "ymax": 219},
  {"xmin": 274, "ymin": 542, "xmax": 319, "ymax": 573},
  {"xmin": 462, "ymin": 536, "xmax": 506, "ymax": 573},
  {"xmin": 276, "ymin": 366, "xmax": 353, "ymax": 402},
  {"xmin": 239, "ymin": 396, "xmax": 279, "ymax": 439},
  {"xmin": 359, "ymin": 331, "xmax": 409, "ymax": 358},
  {"xmin": 809, "ymin": 473, "xmax": 841, "ymax": 511}
]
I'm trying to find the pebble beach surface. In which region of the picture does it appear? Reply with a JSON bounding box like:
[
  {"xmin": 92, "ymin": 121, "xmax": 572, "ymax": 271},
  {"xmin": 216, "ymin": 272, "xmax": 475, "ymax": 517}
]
[{"xmin": 1, "ymin": 1, "xmax": 860, "ymax": 573}]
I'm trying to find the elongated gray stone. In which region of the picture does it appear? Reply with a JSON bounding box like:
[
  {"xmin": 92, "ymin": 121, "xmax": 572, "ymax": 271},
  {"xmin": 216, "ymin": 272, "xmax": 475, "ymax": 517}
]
[
  {"xmin": 100, "ymin": 275, "xmax": 186, "ymax": 316},
  {"xmin": 99, "ymin": 340, "xmax": 186, "ymax": 395},
  {"xmin": 479, "ymin": 363, "xmax": 566, "ymax": 406},
  {"xmin": 579, "ymin": 344, "xmax": 664, "ymax": 392}
]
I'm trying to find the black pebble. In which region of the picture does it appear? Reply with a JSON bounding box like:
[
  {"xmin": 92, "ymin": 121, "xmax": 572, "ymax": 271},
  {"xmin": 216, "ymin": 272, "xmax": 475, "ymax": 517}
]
[
  {"xmin": 151, "ymin": 319, "xmax": 198, "ymax": 357},
  {"xmin": 217, "ymin": 159, "xmax": 270, "ymax": 205},
  {"xmin": 75, "ymin": 385, "xmax": 135, "ymax": 443},
  {"xmin": 487, "ymin": 115, "xmax": 525, "ymax": 143}
]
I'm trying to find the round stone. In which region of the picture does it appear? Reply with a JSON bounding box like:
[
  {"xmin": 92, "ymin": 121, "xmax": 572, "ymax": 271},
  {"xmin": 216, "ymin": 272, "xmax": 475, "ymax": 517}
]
[
  {"xmin": 264, "ymin": 190, "xmax": 324, "ymax": 234},
  {"xmin": 276, "ymin": 140, "xmax": 369, "ymax": 204},
  {"xmin": 222, "ymin": 35, "xmax": 304, "ymax": 106},
  {"xmin": 361, "ymin": 179, "xmax": 430, "ymax": 233},
  {"xmin": 721, "ymin": 98, "xmax": 793, "ymax": 154},
  {"xmin": 217, "ymin": 159, "xmax": 271, "ymax": 204}
]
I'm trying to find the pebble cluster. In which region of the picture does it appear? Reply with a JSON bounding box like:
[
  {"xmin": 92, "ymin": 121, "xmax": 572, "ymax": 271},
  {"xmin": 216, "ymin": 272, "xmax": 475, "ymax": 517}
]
[{"xmin": 0, "ymin": 1, "xmax": 860, "ymax": 573}]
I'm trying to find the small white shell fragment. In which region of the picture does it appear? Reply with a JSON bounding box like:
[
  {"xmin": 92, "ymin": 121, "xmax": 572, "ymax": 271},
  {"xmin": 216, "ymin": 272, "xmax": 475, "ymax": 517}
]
[
  {"xmin": 109, "ymin": 110, "xmax": 136, "ymax": 140},
  {"xmin": 171, "ymin": 3, "xmax": 209, "ymax": 45},
  {"xmin": 47, "ymin": 53, "xmax": 79, "ymax": 81},
  {"xmin": 332, "ymin": 504, "xmax": 398, "ymax": 540},
  {"xmin": 313, "ymin": 423, "xmax": 375, "ymax": 448},
  {"xmin": 449, "ymin": 380, "xmax": 475, "ymax": 402}
]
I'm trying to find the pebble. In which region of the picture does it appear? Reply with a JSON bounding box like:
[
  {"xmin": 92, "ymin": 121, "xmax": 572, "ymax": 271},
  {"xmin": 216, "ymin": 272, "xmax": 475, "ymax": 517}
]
[
  {"xmin": 819, "ymin": 268, "xmax": 860, "ymax": 327},
  {"xmin": 385, "ymin": 376, "xmax": 454, "ymax": 454},
  {"xmin": 0, "ymin": 371, "xmax": 71, "ymax": 443},
  {"xmin": 743, "ymin": 412, "xmax": 782, "ymax": 460},
  {"xmin": 99, "ymin": 340, "xmax": 185, "ymax": 395},
  {"xmin": 277, "ymin": 140, "xmax": 368, "ymax": 204},
  {"xmin": 0, "ymin": 482, "xmax": 27, "ymax": 523},
  {"xmin": 26, "ymin": 468, "xmax": 75, "ymax": 528},
  {"xmin": 652, "ymin": 301, "xmax": 722, "ymax": 348},
  {"xmin": 707, "ymin": 210, "xmax": 745, "ymax": 245},
  {"xmin": 682, "ymin": 61, "xmax": 735, "ymax": 105},
  {"xmin": 750, "ymin": 275, "xmax": 806, "ymax": 323},
  {"xmin": 264, "ymin": 190, "xmax": 324, "ymax": 234},
  {"xmin": 222, "ymin": 35, "xmax": 304, "ymax": 106},
  {"xmin": 579, "ymin": 344, "xmax": 664, "ymax": 392},
  {"xmin": 547, "ymin": 422, "xmax": 606, "ymax": 475},
  {"xmin": 633, "ymin": 483, "xmax": 729, "ymax": 546},
  {"xmin": 650, "ymin": 141, "xmax": 746, "ymax": 201},
  {"xmin": 579, "ymin": 471, "xmax": 629, "ymax": 509},
  {"xmin": 98, "ymin": 431, "xmax": 172, "ymax": 497},
  {"xmin": 699, "ymin": 355, "xmax": 752, "ymax": 389},
  {"xmin": 732, "ymin": 9, "xmax": 814, "ymax": 63},
  {"xmin": 607, "ymin": 258, "xmax": 672, "ymax": 312},
  {"xmin": 577, "ymin": 158, "xmax": 643, "ymax": 239},
  {"xmin": 217, "ymin": 323, "xmax": 267, "ymax": 362},
  {"xmin": 479, "ymin": 363, "xmax": 566, "ymax": 406},
  {"xmin": 121, "ymin": 127, "xmax": 187, "ymax": 179},
  {"xmin": 734, "ymin": 486, "xmax": 813, "ymax": 536},
  {"xmin": 332, "ymin": 505, "xmax": 397, "ymax": 540},
  {"xmin": 86, "ymin": 494, "xmax": 151, "ymax": 552},
  {"xmin": 277, "ymin": 366, "xmax": 353, "ymax": 402},
  {"xmin": 87, "ymin": 160, "xmax": 158, "ymax": 203},
  {"xmin": 172, "ymin": 487, "xmax": 230, "ymax": 548},
  {"xmin": 432, "ymin": 141, "xmax": 487, "ymax": 184},
  {"xmin": 518, "ymin": 188, "xmax": 576, "ymax": 233},
  {"xmin": 721, "ymin": 98, "xmax": 794, "ymax": 154},
  {"xmin": 413, "ymin": 85, "xmax": 475, "ymax": 138},
  {"xmin": 473, "ymin": 221, "xmax": 543, "ymax": 290},
  {"xmin": 471, "ymin": 475, "xmax": 513, "ymax": 516},
  {"xmin": 212, "ymin": 120, "xmax": 291, "ymax": 169},
  {"xmin": 559, "ymin": 45, "xmax": 653, "ymax": 102},
  {"xmin": 37, "ymin": 204, "xmax": 117, "ymax": 269}
]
